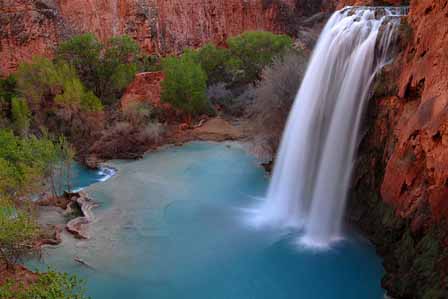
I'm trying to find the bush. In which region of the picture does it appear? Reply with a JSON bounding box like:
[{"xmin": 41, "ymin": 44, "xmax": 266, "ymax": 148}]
[
  {"xmin": 122, "ymin": 101, "xmax": 154, "ymax": 126},
  {"xmin": 90, "ymin": 121, "xmax": 164, "ymax": 159},
  {"xmin": 226, "ymin": 31, "xmax": 293, "ymax": 84},
  {"xmin": 0, "ymin": 130, "xmax": 58, "ymax": 196},
  {"xmin": 16, "ymin": 57, "xmax": 102, "ymax": 113},
  {"xmin": 16, "ymin": 57, "xmax": 103, "ymax": 141},
  {"xmin": 0, "ymin": 75, "xmax": 17, "ymax": 102},
  {"xmin": 195, "ymin": 43, "xmax": 230, "ymax": 85},
  {"xmin": 57, "ymin": 34, "xmax": 140, "ymax": 104},
  {"xmin": 161, "ymin": 52, "xmax": 208, "ymax": 122},
  {"xmin": 0, "ymin": 268, "xmax": 88, "ymax": 299},
  {"xmin": 10, "ymin": 97, "xmax": 30, "ymax": 136},
  {"xmin": 0, "ymin": 199, "xmax": 39, "ymax": 269},
  {"xmin": 249, "ymin": 50, "xmax": 307, "ymax": 153},
  {"xmin": 55, "ymin": 33, "xmax": 102, "ymax": 93}
]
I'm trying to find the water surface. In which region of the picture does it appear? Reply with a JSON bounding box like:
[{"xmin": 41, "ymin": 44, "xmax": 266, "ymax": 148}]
[{"xmin": 32, "ymin": 142, "xmax": 384, "ymax": 299}]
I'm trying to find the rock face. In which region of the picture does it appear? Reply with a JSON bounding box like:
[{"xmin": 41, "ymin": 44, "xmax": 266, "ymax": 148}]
[
  {"xmin": 351, "ymin": 0, "xmax": 448, "ymax": 297},
  {"xmin": 335, "ymin": 0, "xmax": 408, "ymax": 9},
  {"xmin": 381, "ymin": 0, "xmax": 448, "ymax": 224},
  {"xmin": 1, "ymin": 0, "xmax": 333, "ymax": 75},
  {"xmin": 121, "ymin": 71, "xmax": 165, "ymax": 109}
]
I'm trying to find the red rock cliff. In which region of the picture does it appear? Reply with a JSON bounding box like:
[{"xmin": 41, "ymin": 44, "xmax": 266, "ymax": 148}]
[
  {"xmin": 351, "ymin": 1, "xmax": 448, "ymax": 296},
  {"xmin": 379, "ymin": 0, "xmax": 448, "ymax": 225},
  {"xmin": 0, "ymin": 0, "xmax": 303, "ymax": 75}
]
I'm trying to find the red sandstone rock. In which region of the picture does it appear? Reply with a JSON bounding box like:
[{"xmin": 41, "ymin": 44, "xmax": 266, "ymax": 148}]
[
  {"xmin": 380, "ymin": 0, "xmax": 448, "ymax": 223},
  {"xmin": 335, "ymin": 0, "xmax": 406, "ymax": 9},
  {"xmin": 0, "ymin": 0, "xmax": 300, "ymax": 75},
  {"xmin": 121, "ymin": 71, "xmax": 165, "ymax": 108}
]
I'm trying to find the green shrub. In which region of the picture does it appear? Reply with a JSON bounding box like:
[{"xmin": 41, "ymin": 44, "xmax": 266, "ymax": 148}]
[
  {"xmin": 226, "ymin": 31, "xmax": 293, "ymax": 84},
  {"xmin": 57, "ymin": 34, "xmax": 140, "ymax": 104},
  {"xmin": 122, "ymin": 101, "xmax": 154, "ymax": 126},
  {"xmin": 0, "ymin": 198, "xmax": 39, "ymax": 268},
  {"xmin": 0, "ymin": 75, "xmax": 17, "ymax": 102},
  {"xmin": 0, "ymin": 130, "xmax": 57, "ymax": 196},
  {"xmin": 161, "ymin": 53, "xmax": 208, "ymax": 121},
  {"xmin": 195, "ymin": 43, "xmax": 230, "ymax": 85},
  {"xmin": 56, "ymin": 33, "xmax": 102, "ymax": 93},
  {"xmin": 16, "ymin": 57, "xmax": 103, "ymax": 113},
  {"xmin": 0, "ymin": 268, "xmax": 89, "ymax": 299},
  {"xmin": 10, "ymin": 97, "xmax": 30, "ymax": 136}
]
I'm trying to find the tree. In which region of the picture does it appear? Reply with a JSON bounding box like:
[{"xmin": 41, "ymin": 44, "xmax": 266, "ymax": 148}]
[
  {"xmin": 0, "ymin": 269, "xmax": 89, "ymax": 299},
  {"xmin": 0, "ymin": 75, "xmax": 17, "ymax": 103},
  {"xmin": 56, "ymin": 33, "xmax": 102, "ymax": 94},
  {"xmin": 10, "ymin": 97, "xmax": 30, "ymax": 136},
  {"xmin": 15, "ymin": 57, "xmax": 103, "ymax": 141},
  {"xmin": 16, "ymin": 57, "xmax": 103, "ymax": 113},
  {"xmin": 226, "ymin": 31, "xmax": 293, "ymax": 84},
  {"xmin": 0, "ymin": 130, "xmax": 58, "ymax": 196},
  {"xmin": 161, "ymin": 53, "xmax": 208, "ymax": 122},
  {"xmin": 249, "ymin": 50, "xmax": 307, "ymax": 154},
  {"xmin": 57, "ymin": 34, "xmax": 140, "ymax": 104},
  {"xmin": 194, "ymin": 43, "xmax": 230, "ymax": 85},
  {"xmin": 98, "ymin": 35, "xmax": 139, "ymax": 103},
  {"xmin": 47, "ymin": 136, "xmax": 76, "ymax": 196},
  {"xmin": 0, "ymin": 199, "xmax": 39, "ymax": 269}
]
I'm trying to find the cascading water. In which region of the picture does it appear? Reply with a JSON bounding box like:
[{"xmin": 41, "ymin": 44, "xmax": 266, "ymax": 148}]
[{"xmin": 253, "ymin": 6, "xmax": 408, "ymax": 248}]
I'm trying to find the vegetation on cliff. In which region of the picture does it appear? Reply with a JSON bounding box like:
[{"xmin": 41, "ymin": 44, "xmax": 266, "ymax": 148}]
[
  {"xmin": 56, "ymin": 34, "xmax": 141, "ymax": 105},
  {"xmin": 0, "ymin": 131, "xmax": 86, "ymax": 298}
]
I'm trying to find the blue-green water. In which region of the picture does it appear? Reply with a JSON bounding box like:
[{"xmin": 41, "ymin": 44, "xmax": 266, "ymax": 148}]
[
  {"xmin": 33, "ymin": 142, "xmax": 384, "ymax": 299},
  {"xmin": 61, "ymin": 164, "xmax": 116, "ymax": 193}
]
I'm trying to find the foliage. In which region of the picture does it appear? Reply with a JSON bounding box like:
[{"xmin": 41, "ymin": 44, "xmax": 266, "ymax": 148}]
[
  {"xmin": 0, "ymin": 130, "xmax": 58, "ymax": 196},
  {"xmin": 0, "ymin": 75, "xmax": 17, "ymax": 102},
  {"xmin": 57, "ymin": 34, "xmax": 140, "ymax": 104},
  {"xmin": 0, "ymin": 268, "xmax": 89, "ymax": 299},
  {"xmin": 47, "ymin": 135, "xmax": 76, "ymax": 196},
  {"xmin": 161, "ymin": 53, "xmax": 208, "ymax": 120},
  {"xmin": 194, "ymin": 43, "xmax": 230, "ymax": 85},
  {"xmin": 137, "ymin": 54, "xmax": 161, "ymax": 72},
  {"xmin": 122, "ymin": 101, "xmax": 154, "ymax": 126},
  {"xmin": 16, "ymin": 57, "xmax": 103, "ymax": 113},
  {"xmin": 0, "ymin": 198, "xmax": 39, "ymax": 268},
  {"xmin": 226, "ymin": 31, "xmax": 293, "ymax": 84},
  {"xmin": 56, "ymin": 34, "xmax": 102, "ymax": 94},
  {"xmin": 249, "ymin": 50, "xmax": 307, "ymax": 153},
  {"xmin": 10, "ymin": 97, "xmax": 30, "ymax": 136},
  {"xmin": 90, "ymin": 121, "xmax": 163, "ymax": 159}
]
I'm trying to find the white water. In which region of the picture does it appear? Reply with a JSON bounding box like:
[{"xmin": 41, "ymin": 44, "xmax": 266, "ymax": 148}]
[{"xmin": 254, "ymin": 7, "xmax": 407, "ymax": 248}]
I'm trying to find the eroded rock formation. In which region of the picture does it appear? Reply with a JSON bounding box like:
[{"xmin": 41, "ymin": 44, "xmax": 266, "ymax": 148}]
[
  {"xmin": 121, "ymin": 71, "xmax": 165, "ymax": 109},
  {"xmin": 352, "ymin": 0, "xmax": 448, "ymax": 297},
  {"xmin": 1, "ymin": 0, "xmax": 333, "ymax": 75}
]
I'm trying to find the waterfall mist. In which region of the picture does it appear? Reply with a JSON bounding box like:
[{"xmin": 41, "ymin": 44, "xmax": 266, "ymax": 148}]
[{"xmin": 252, "ymin": 6, "xmax": 407, "ymax": 248}]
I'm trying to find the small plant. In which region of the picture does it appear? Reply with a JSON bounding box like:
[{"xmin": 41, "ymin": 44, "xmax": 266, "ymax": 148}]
[
  {"xmin": 0, "ymin": 199, "xmax": 39, "ymax": 269},
  {"xmin": 0, "ymin": 268, "xmax": 89, "ymax": 299},
  {"xmin": 122, "ymin": 101, "xmax": 154, "ymax": 126},
  {"xmin": 10, "ymin": 97, "xmax": 30, "ymax": 136}
]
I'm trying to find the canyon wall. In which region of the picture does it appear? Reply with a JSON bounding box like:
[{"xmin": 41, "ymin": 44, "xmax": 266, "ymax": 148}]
[
  {"xmin": 1, "ymin": 0, "xmax": 332, "ymax": 76},
  {"xmin": 352, "ymin": 0, "xmax": 448, "ymax": 297}
]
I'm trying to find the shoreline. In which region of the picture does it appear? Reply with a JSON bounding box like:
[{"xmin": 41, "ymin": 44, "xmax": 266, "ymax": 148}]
[{"xmin": 29, "ymin": 125, "xmax": 396, "ymax": 298}]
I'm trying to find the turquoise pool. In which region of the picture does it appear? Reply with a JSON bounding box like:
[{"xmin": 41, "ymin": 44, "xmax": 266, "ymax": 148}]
[{"xmin": 32, "ymin": 142, "xmax": 384, "ymax": 299}]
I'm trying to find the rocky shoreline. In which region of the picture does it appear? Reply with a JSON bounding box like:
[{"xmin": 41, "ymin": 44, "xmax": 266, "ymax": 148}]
[
  {"xmin": 36, "ymin": 117, "xmax": 246, "ymax": 243},
  {"xmin": 84, "ymin": 116, "xmax": 247, "ymax": 168}
]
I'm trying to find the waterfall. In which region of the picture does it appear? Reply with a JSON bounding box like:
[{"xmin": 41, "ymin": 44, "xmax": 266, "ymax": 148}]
[{"xmin": 253, "ymin": 6, "xmax": 407, "ymax": 248}]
